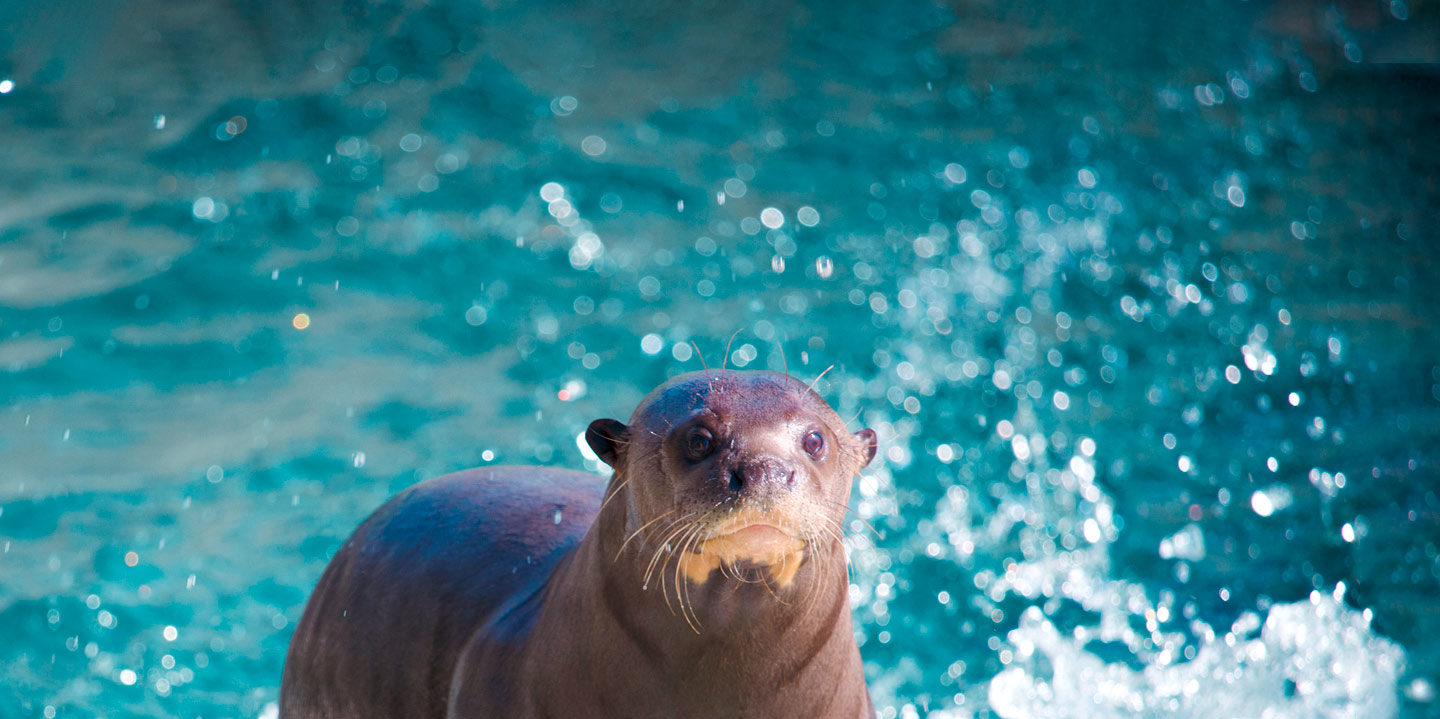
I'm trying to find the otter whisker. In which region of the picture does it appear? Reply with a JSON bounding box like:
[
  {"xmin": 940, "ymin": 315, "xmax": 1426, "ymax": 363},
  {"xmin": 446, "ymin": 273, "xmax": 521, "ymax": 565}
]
[
  {"xmin": 872, "ymin": 431, "xmax": 903, "ymax": 449},
  {"xmin": 819, "ymin": 518, "xmax": 857, "ymax": 594},
  {"xmin": 793, "ymin": 514, "xmax": 851, "ymax": 623},
  {"xmin": 642, "ymin": 514, "xmax": 699, "ymax": 587},
  {"xmin": 664, "ymin": 521, "xmax": 703, "ymax": 620},
  {"xmin": 722, "ymin": 328, "xmax": 744, "ymax": 371},
  {"xmin": 774, "ymin": 554, "xmax": 799, "ymax": 608},
  {"xmin": 615, "ymin": 508, "xmax": 681, "ymax": 563},
  {"xmin": 610, "ymin": 441, "xmax": 662, "ymax": 464},
  {"xmin": 757, "ymin": 560, "xmax": 788, "ymax": 606},
  {"xmin": 797, "ymin": 539, "xmax": 845, "ymax": 627},
  {"xmin": 732, "ymin": 566, "xmax": 764, "ymax": 585},
  {"xmin": 804, "ymin": 364, "xmax": 835, "ymax": 397},
  {"xmin": 595, "ymin": 475, "xmax": 636, "ymax": 522},
  {"xmin": 801, "ymin": 559, "xmax": 823, "ymax": 624},
  {"xmin": 690, "ymin": 341, "xmax": 714, "ymax": 393},
  {"xmin": 644, "ymin": 515, "xmax": 701, "ymax": 590},
  {"xmin": 676, "ymin": 523, "xmax": 706, "ymax": 633},
  {"xmin": 597, "ymin": 435, "xmax": 645, "ymax": 446},
  {"xmin": 816, "ymin": 515, "xmax": 857, "ymax": 570},
  {"xmin": 822, "ymin": 534, "xmax": 856, "ymax": 587},
  {"xmin": 812, "ymin": 497, "xmax": 881, "ymax": 540},
  {"xmin": 665, "ymin": 518, "xmax": 705, "ymax": 631},
  {"xmin": 658, "ymin": 539, "xmax": 680, "ymax": 617},
  {"xmin": 811, "ymin": 516, "xmax": 846, "ymax": 548},
  {"xmin": 720, "ymin": 559, "xmax": 743, "ymax": 583},
  {"xmin": 841, "ymin": 512, "xmax": 880, "ymax": 541}
]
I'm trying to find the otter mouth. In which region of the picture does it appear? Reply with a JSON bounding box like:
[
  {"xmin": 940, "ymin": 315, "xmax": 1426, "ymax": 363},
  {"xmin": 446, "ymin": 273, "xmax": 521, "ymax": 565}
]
[
  {"xmin": 671, "ymin": 514, "xmax": 809, "ymax": 589},
  {"xmin": 705, "ymin": 522, "xmax": 801, "ymax": 555}
]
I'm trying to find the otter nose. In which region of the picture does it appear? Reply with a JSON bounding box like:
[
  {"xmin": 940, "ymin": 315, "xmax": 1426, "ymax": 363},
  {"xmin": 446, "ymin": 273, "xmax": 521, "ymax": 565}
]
[{"xmin": 727, "ymin": 457, "xmax": 795, "ymax": 494}]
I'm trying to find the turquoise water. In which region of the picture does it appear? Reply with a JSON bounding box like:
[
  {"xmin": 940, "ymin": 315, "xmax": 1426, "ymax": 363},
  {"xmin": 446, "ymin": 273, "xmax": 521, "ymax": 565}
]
[{"xmin": 2, "ymin": 0, "xmax": 1438, "ymax": 716}]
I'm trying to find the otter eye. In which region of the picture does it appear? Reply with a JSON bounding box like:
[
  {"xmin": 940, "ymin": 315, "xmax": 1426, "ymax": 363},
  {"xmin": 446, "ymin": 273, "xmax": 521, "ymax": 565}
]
[
  {"xmin": 685, "ymin": 427, "xmax": 714, "ymax": 459},
  {"xmin": 803, "ymin": 430, "xmax": 825, "ymax": 458}
]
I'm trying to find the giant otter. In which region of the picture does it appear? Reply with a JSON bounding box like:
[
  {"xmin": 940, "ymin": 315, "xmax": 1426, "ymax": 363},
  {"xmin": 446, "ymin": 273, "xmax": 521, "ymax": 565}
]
[{"xmin": 280, "ymin": 369, "xmax": 879, "ymax": 718}]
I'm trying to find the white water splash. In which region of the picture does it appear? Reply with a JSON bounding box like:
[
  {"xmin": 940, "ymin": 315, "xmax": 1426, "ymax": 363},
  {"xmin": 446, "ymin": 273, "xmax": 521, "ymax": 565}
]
[
  {"xmin": 987, "ymin": 585, "xmax": 1402, "ymax": 719},
  {"xmin": 909, "ymin": 407, "xmax": 1405, "ymax": 719}
]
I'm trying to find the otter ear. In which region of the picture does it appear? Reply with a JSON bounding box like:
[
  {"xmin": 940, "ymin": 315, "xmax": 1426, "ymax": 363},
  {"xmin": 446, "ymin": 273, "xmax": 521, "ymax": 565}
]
[
  {"xmin": 586, "ymin": 418, "xmax": 630, "ymax": 467},
  {"xmin": 853, "ymin": 428, "xmax": 878, "ymax": 467}
]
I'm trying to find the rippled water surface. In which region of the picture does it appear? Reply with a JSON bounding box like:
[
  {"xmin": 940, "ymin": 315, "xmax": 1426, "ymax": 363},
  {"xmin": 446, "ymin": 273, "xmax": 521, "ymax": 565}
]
[{"xmin": 2, "ymin": 0, "xmax": 1438, "ymax": 717}]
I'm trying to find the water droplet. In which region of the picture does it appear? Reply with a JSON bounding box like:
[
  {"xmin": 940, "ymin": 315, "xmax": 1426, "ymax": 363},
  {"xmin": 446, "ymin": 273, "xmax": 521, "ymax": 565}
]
[
  {"xmin": 550, "ymin": 95, "xmax": 578, "ymax": 116},
  {"xmin": 581, "ymin": 135, "xmax": 607, "ymax": 156},
  {"xmin": 539, "ymin": 182, "xmax": 565, "ymax": 202},
  {"xmin": 465, "ymin": 306, "xmax": 488, "ymax": 326},
  {"xmin": 771, "ymin": 255, "xmax": 786, "ymax": 273},
  {"xmin": 815, "ymin": 256, "xmax": 834, "ymax": 278},
  {"xmin": 1251, "ymin": 492, "xmax": 1274, "ymax": 516}
]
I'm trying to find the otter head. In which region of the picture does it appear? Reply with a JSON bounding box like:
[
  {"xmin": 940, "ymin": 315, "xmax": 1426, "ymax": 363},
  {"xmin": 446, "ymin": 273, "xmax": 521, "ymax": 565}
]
[{"xmin": 586, "ymin": 369, "xmax": 877, "ymax": 594}]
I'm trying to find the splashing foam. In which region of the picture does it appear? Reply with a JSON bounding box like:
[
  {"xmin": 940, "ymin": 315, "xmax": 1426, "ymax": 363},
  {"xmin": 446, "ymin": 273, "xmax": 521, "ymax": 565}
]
[
  {"xmin": 949, "ymin": 463, "xmax": 1405, "ymax": 719},
  {"xmin": 986, "ymin": 585, "xmax": 1402, "ymax": 719},
  {"xmin": 914, "ymin": 408, "xmax": 1404, "ymax": 719}
]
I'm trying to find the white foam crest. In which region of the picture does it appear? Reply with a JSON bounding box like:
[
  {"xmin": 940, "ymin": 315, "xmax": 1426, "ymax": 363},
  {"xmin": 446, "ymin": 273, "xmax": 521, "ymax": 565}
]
[
  {"xmin": 988, "ymin": 587, "xmax": 1404, "ymax": 719},
  {"xmin": 918, "ymin": 406, "xmax": 1404, "ymax": 719}
]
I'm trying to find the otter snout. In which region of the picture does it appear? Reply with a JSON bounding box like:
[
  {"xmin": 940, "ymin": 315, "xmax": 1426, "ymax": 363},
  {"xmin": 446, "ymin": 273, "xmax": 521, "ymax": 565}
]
[{"xmin": 725, "ymin": 456, "xmax": 795, "ymax": 494}]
